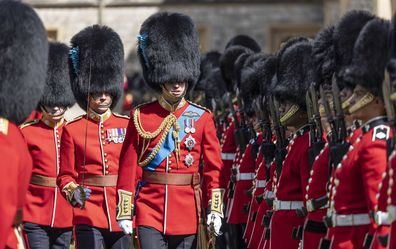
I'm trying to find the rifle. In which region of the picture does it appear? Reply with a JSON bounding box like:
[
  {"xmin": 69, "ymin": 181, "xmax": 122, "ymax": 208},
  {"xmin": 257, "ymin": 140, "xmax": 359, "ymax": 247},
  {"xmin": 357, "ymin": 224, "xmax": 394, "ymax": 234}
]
[
  {"xmin": 226, "ymin": 92, "xmax": 246, "ymax": 153},
  {"xmin": 258, "ymin": 96, "xmax": 276, "ymax": 181},
  {"xmin": 268, "ymin": 96, "xmax": 288, "ymax": 177},
  {"xmin": 327, "ymin": 75, "xmax": 351, "ymax": 173},
  {"xmin": 382, "ymin": 70, "xmax": 396, "ymax": 156},
  {"xmin": 236, "ymin": 88, "xmax": 250, "ymax": 153},
  {"xmin": 307, "ymin": 85, "xmax": 326, "ymax": 169}
]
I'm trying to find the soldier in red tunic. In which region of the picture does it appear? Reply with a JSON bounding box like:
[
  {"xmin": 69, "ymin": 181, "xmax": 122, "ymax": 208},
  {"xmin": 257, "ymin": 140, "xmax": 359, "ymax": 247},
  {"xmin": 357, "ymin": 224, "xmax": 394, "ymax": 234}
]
[
  {"xmin": 20, "ymin": 42, "xmax": 76, "ymax": 249},
  {"xmin": 116, "ymin": 12, "xmax": 224, "ymax": 249},
  {"xmin": 269, "ymin": 37, "xmax": 313, "ymax": 249},
  {"xmin": 326, "ymin": 17, "xmax": 391, "ymax": 249},
  {"xmin": 56, "ymin": 25, "xmax": 130, "ymax": 248},
  {"xmin": 0, "ymin": 1, "xmax": 49, "ymax": 248},
  {"xmin": 387, "ymin": 58, "xmax": 396, "ymax": 249}
]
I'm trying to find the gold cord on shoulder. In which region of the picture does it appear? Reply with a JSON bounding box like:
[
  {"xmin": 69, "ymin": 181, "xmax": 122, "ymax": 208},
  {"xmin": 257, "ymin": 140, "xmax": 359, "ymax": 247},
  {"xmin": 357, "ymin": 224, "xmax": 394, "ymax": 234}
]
[{"xmin": 133, "ymin": 108, "xmax": 180, "ymax": 167}]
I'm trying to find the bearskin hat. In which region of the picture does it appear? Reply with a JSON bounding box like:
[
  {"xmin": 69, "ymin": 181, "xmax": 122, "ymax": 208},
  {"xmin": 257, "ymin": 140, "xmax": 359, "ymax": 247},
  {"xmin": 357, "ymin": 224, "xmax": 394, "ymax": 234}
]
[
  {"xmin": 343, "ymin": 18, "xmax": 391, "ymax": 96},
  {"xmin": 220, "ymin": 45, "xmax": 254, "ymax": 91},
  {"xmin": 312, "ymin": 25, "xmax": 336, "ymax": 87},
  {"xmin": 69, "ymin": 25, "xmax": 124, "ymax": 110},
  {"xmin": 204, "ymin": 68, "xmax": 228, "ymax": 108},
  {"xmin": 39, "ymin": 42, "xmax": 75, "ymax": 108},
  {"xmin": 225, "ymin": 35, "xmax": 261, "ymax": 53},
  {"xmin": 239, "ymin": 53, "xmax": 271, "ymax": 116},
  {"xmin": 239, "ymin": 53, "xmax": 270, "ymax": 93},
  {"xmin": 0, "ymin": 0, "xmax": 48, "ymax": 125},
  {"xmin": 196, "ymin": 51, "xmax": 221, "ymax": 91},
  {"xmin": 333, "ymin": 10, "xmax": 375, "ymax": 87},
  {"xmin": 137, "ymin": 12, "xmax": 200, "ymax": 92},
  {"xmin": 271, "ymin": 38, "xmax": 314, "ymax": 109}
]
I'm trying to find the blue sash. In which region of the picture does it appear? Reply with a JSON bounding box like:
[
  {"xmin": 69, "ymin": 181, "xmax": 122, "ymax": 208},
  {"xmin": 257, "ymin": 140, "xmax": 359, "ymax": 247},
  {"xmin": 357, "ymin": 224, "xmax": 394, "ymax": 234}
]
[{"xmin": 144, "ymin": 104, "xmax": 205, "ymax": 171}]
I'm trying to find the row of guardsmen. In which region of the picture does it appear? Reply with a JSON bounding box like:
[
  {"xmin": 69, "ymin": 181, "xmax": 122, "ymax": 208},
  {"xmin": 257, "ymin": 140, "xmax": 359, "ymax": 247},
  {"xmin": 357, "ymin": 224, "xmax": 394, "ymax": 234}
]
[
  {"xmin": 4, "ymin": 1, "xmax": 396, "ymax": 249},
  {"xmin": 201, "ymin": 8, "xmax": 396, "ymax": 249},
  {"xmin": 0, "ymin": 1, "xmax": 225, "ymax": 249}
]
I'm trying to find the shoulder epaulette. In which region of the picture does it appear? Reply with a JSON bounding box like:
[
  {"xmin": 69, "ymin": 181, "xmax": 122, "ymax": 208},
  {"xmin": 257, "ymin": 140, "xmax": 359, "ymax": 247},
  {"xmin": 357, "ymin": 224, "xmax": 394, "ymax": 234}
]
[
  {"xmin": 113, "ymin": 112, "xmax": 130, "ymax": 119},
  {"xmin": 65, "ymin": 115, "xmax": 84, "ymax": 125},
  {"xmin": 0, "ymin": 118, "xmax": 9, "ymax": 135},
  {"xmin": 187, "ymin": 100, "xmax": 211, "ymax": 113},
  {"xmin": 134, "ymin": 100, "xmax": 157, "ymax": 111},
  {"xmin": 19, "ymin": 119, "xmax": 39, "ymax": 129}
]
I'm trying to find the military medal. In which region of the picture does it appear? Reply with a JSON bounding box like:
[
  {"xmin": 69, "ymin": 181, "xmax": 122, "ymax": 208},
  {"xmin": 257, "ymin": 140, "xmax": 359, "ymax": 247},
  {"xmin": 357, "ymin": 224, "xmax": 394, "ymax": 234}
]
[
  {"xmin": 184, "ymin": 134, "xmax": 196, "ymax": 151},
  {"xmin": 107, "ymin": 128, "xmax": 126, "ymax": 144},
  {"xmin": 184, "ymin": 118, "xmax": 196, "ymax": 134},
  {"xmin": 184, "ymin": 153, "xmax": 194, "ymax": 167}
]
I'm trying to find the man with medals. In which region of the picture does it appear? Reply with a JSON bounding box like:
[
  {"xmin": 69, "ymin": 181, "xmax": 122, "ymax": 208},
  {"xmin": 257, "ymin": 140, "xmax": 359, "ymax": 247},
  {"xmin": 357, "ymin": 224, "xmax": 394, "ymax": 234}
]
[
  {"xmin": 20, "ymin": 42, "xmax": 75, "ymax": 249},
  {"xmin": 0, "ymin": 1, "xmax": 49, "ymax": 248},
  {"xmin": 56, "ymin": 25, "xmax": 130, "ymax": 248},
  {"xmin": 269, "ymin": 37, "xmax": 313, "ymax": 249},
  {"xmin": 325, "ymin": 17, "xmax": 392, "ymax": 249},
  {"xmin": 116, "ymin": 12, "xmax": 225, "ymax": 249}
]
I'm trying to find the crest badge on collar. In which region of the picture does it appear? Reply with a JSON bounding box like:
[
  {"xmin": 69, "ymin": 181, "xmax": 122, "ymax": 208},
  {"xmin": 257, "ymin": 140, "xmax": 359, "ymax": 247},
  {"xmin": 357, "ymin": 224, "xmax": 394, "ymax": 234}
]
[{"xmin": 107, "ymin": 128, "xmax": 126, "ymax": 144}]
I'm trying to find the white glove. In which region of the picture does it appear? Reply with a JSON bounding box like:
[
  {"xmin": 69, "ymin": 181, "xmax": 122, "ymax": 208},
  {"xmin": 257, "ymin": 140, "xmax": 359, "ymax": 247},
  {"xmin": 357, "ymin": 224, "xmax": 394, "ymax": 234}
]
[
  {"xmin": 73, "ymin": 187, "xmax": 91, "ymax": 206},
  {"xmin": 117, "ymin": 220, "xmax": 133, "ymax": 235},
  {"xmin": 207, "ymin": 212, "xmax": 222, "ymax": 236}
]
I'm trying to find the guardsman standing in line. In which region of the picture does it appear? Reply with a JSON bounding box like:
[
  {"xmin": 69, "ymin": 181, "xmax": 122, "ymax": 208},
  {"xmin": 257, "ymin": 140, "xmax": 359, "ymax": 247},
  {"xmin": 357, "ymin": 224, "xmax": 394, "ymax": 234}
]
[
  {"xmin": 387, "ymin": 59, "xmax": 396, "ymax": 249},
  {"xmin": 21, "ymin": 42, "xmax": 75, "ymax": 249},
  {"xmin": 245, "ymin": 55, "xmax": 277, "ymax": 249},
  {"xmin": 116, "ymin": 12, "xmax": 225, "ymax": 249},
  {"xmin": 0, "ymin": 1, "xmax": 49, "ymax": 248},
  {"xmin": 326, "ymin": 18, "xmax": 391, "ymax": 249},
  {"xmin": 269, "ymin": 37, "xmax": 313, "ymax": 249},
  {"xmin": 56, "ymin": 25, "xmax": 130, "ymax": 249}
]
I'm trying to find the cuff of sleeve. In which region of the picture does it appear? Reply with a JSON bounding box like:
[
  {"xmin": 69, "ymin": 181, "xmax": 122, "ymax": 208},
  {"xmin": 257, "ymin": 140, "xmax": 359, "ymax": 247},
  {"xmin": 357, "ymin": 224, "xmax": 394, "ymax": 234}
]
[
  {"xmin": 116, "ymin": 189, "xmax": 133, "ymax": 220},
  {"xmin": 62, "ymin": 182, "xmax": 78, "ymax": 206},
  {"xmin": 209, "ymin": 188, "xmax": 225, "ymax": 218}
]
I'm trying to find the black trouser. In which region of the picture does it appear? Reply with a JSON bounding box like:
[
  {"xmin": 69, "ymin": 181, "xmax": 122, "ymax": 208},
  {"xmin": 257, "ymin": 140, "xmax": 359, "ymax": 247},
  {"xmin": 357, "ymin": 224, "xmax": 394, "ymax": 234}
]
[
  {"xmin": 24, "ymin": 222, "xmax": 72, "ymax": 249},
  {"xmin": 138, "ymin": 226, "xmax": 197, "ymax": 249},
  {"xmin": 75, "ymin": 224, "xmax": 130, "ymax": 249},
  {"xmin": 227, "ymin": 224, "xmax": 247, "ymax": 249}
]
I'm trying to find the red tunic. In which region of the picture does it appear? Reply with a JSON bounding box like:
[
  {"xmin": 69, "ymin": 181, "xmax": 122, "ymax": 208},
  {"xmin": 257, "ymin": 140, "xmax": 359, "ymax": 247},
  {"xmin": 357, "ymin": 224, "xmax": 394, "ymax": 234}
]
[
  {"xmin": 270, "ymin": 127, "xmax": 310, "ymax": 249},
  {"xmin": 221, "ymin": 121, "xmax": 237, "ymax": 203},
  {"xmin": 387, "ymin": 149, "xmax": 396, "ymax": 249},
  {"xmin": 57, "ymin": 110, "xmax": 129, "ymax": 232},
  {"xmin": 116, "ymin": 100, "xmax": 224, "ymax": 235},
  {"xmin": 0, "ymin": 123, "xmax": 19, "ymax": 249},
  {"xmin": 4, "ymin": 120, "xmax": 33, "ymax": 248},
  {"xmin": 329, "ymin": 117, "xmax": 389, "ymax": 249},
  {"xmin": 249, "ymin": 160, "xmax": 276, "ymax": 249},
  {"xmin": 227, "ymin": 134, "xmax": 262, "ymax": 224},
  {"xmin": 21, "ymin": 118, "xmax": 73, "ymax": 228},
  {"xmin": 243, "ymin": 149, "xmax": 265, "ymax": 243}
]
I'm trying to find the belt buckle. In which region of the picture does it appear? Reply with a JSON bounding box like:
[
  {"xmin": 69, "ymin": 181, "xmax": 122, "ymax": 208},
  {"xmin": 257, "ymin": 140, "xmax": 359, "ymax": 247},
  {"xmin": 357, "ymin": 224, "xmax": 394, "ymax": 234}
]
[
  {"xmin": 273, "ymin": 200, "xmax": 279, "ymax": 211},
  {"xmin": 306, "ymin": 199, "xmax": 314, "ymax": 212}
]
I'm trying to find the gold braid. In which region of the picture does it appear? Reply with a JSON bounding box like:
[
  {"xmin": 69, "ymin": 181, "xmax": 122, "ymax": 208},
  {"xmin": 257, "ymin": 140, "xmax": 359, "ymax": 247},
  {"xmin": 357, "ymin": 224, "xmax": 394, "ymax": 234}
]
[{"xmin": 133, "ymin": 108, "xmax": 178, "ymax": 167}]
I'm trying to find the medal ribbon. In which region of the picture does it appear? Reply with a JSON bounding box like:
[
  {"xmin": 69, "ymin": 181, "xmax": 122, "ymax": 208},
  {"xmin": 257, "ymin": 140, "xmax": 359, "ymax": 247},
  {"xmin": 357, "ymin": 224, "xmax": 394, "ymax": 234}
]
[{"xmin": 144, "ymin": 104, "xmax": 204, "ymax": 171}]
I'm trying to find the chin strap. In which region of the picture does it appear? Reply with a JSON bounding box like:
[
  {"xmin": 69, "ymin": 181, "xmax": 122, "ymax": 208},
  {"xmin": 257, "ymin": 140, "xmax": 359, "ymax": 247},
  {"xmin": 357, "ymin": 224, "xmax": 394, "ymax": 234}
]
[
  {"xmin": 280, "ymin": 104, "xmax": 300, "ymax": 126},
  {"xmin": 348, "ymin": 92, "xmax": 375, "ymax": 114}
]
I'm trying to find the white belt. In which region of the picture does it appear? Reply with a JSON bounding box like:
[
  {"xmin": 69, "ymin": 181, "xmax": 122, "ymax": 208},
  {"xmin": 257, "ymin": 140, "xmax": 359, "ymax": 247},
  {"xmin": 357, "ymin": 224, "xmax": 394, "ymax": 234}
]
[
  {"xmin": 331, "ymin": 213, "xmax": 370, "ymax": 227},
  {"xmin": 387, "ymin": 205, "xmax": 396, "ymax": 223},
  {"xmin": 273, "ymin": 200, "xmax": 304, "ymax": 211},
  {"xmin": 263, "ymin": 190, "xmax": 274, "ymax": 199},
  {"xmin": 374, "ymin": 211, "xmax": 390, "ymax": 225},
  {"xmin": 306, "ymin": 199, "xmax": 329, "ymax": 212},
  {"xmin": 221, "ymin": 153, "xmax": 235, "ymax": 160},
  {"xmin": 237, "ymin": 173, "xmax": 255, "ymax": 181},
  {"xmin": 255, "ymin": 180, "xmax": 266, "ymax": 188}
]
